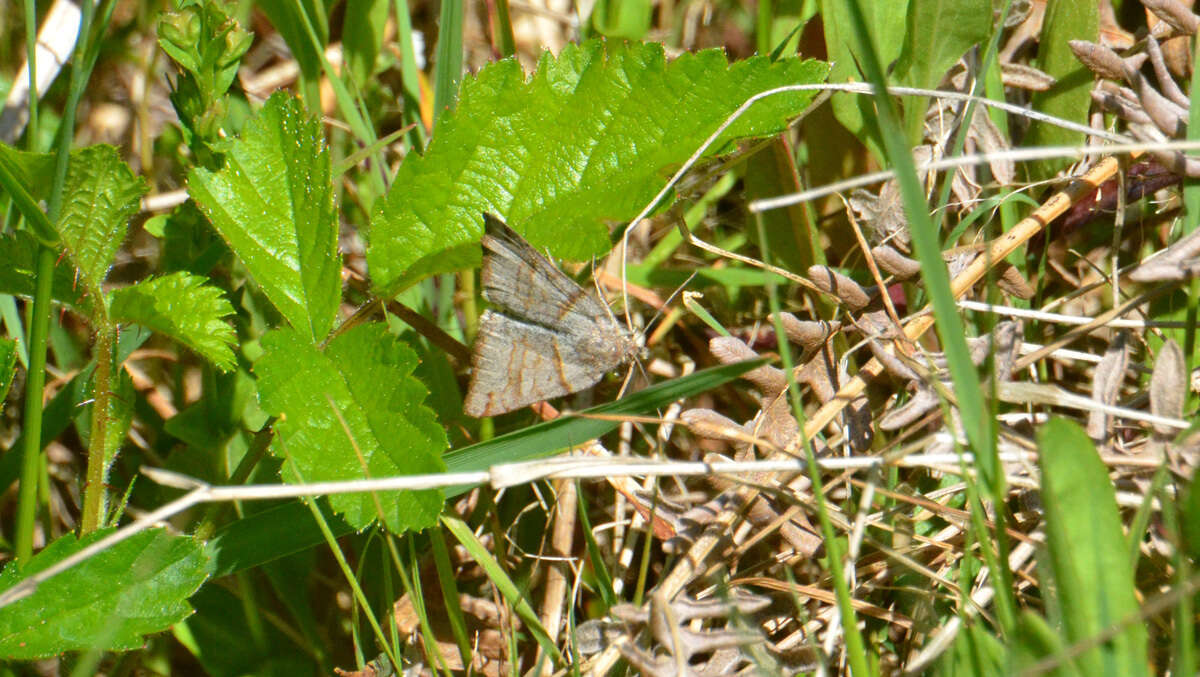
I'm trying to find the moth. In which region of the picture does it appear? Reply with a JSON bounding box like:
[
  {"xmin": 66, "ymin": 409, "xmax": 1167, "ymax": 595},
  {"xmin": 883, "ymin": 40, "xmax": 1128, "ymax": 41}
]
[{"xmin": 464, "ymin": 214, "xmax": 639, "ymax": 417}]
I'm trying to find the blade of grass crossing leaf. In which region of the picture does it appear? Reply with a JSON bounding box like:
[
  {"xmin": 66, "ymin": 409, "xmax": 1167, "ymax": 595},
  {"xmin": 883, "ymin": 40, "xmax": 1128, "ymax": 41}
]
[
  {"xmin": 1036, "ymin": 419, "xmax": 1149, "ymax": 676},
  {"xmin": 429, "ymin": 527, "xmax": 473, "ymax": 670},
  {"xmin": 440, "ymin": 514, "xmax": 563, "ymax": 664},
  {"xmin": 432, "ymin": 0, "xmax": 464, "ymax": 119},
  {"xmin": 756, "ymin": 211, "xmax": 871, "ymax": 676},
  {"xmin": 297, "ymin": 490, "xmax": 404, "ymax": 673}
]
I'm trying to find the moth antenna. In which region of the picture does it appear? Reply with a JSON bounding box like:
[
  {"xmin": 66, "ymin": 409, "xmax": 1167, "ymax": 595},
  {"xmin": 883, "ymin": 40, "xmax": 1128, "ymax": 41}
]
[{"xmin": 641, "ymin": 270, "xmax": 698, "ymax": 341}]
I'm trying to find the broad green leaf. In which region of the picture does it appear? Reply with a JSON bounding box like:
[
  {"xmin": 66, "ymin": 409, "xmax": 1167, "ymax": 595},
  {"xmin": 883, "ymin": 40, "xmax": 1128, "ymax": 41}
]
[
  {"xmin": 0, "ymin": 142, "xmax": 58, "ymax": 243},
  {"xmin": 255, "ymin": 323, "xmax": 447, "ymax": 532},
  {"xmin": 1036, "ymin": 418, "xmax": 1149, "ymax": 676},
  {"xmin": 0, "ymin": 529, "xmax": 210, "ymax": 658},
  {"xmin": 0, "ymin": 337, "xmax": 15, "ymax": 402},
  {"xmin": 108, "ymin": 272, "xmax": 237, "ymax": 371},
  {"xmin": 893, "ymin": 0, "xmax": 991, "ymax": 142},
  {"xmin": 0, "ymin": 231, "xmax": 91, "ymax": 314},
  {"xmin": 818, "ymin": 0, "xmax": 909, "ymax": 161},
  {"xmin": 1027, "ymin": 0, "xmax": 1098, "ymax": 178},
  {"xmin": 56, "ymin": 145, "xmax": 147, "ymax": 301},
  {"xmin": 367, "ymin": 39, "xmax": 828, "ymax": 291},
  {"xmin": 0, "ymin": 143, "xmax": 55, "ymax": 200},
  {"xmin": 208, "ymin": 357, "xmax": 766, "ymax": 576},
  {"xmin": 189, "ymin": 93, "xmax": 341, "ymax": 343}
]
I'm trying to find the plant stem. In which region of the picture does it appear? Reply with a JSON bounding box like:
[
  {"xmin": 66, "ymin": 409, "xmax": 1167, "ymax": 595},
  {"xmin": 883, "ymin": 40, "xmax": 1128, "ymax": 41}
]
[
  {"xmin": 79, "ymin": 323, "xmax": 114, "ymax": 533},
  {"xmin": 13, "ymin": 247, "xmax": 55, "ymax": 561}
]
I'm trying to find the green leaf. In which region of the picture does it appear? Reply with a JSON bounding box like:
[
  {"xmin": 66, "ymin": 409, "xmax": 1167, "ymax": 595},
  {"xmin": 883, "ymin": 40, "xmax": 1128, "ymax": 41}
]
[
  {"xmin": 108, "ymin": 272, "xmax": 237, "ymax": 371},
  {"xmin": 207, "ymin": 499, "xmax": 352, "ymax": 578},
  {"xmin": 1026, "ymin": 0, "xmax": 1098, "ymax": 178},
  {"xmin": 256, "ymin": 323, "xmax": 448, "ymax": 532},
  {"xmin": 208, "ymin": 357, "xmax": 766, "ymax": 576},
  {"xmin": 0, "ymin": 337, "xmax": 15, "ymax": 402},
  {"xmin": 0, "ymin": 141, "xmax": 56, "ymax": 201},
  {"xmin": 189, "ymin": 92, "xmax": 341, "ymax": 343},
  {"xmin": 1036, "ymin": 418, "xmax": 1149, "ymax": 676},
  {"xmin": 893, "ymin": 0, "xmax": 991, "ymax": 141},
  {"xmin": 56, "ymin": 145, "xmax": 148, "ymax": 300},
  {"xmin": 0, "ymin": 230, "xmax": 91, "ymax": 314},
  {"xmin": 743, "ymin": 137, "xmax": 821, "ymax": 275},
  {"xmin": 819, "ymin": 0, "xmax": 909, "ymax": 161},
  {"xmin": 1011, "ymin": 610, "xmax": 1080, "ymax": 676},
  {"xmin": 343, "ymin": 0, "xmax": 389, "ymax": 83},
  {"xmin": 0, "ymin": 529, "xmax": 211, "ymax": 658},
  {"xmin": 1184, "ymin": 475, "xmax": 1200, "ymax": 561},
  {"xmin": 0, "ymin": 143, "xmax": 58, "ymax": 245},
  {"xmin": 367, "ymin": 40, "xmax": 828, "ymax": 291}
]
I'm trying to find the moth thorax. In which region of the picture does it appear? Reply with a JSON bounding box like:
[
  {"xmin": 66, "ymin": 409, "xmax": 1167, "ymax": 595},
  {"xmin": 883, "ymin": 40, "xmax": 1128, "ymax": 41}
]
[{"xmin": 579, "ymin": 332, "xmax": 629, "ymax": 364}]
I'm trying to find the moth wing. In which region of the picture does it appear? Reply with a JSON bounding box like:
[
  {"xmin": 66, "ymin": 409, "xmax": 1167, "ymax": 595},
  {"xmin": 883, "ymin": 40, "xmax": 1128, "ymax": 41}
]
[
  {"xmin": 464, "ymin": 311, "xmax": 608, "ymax": 417},
  {"xmin": 480, "ymin": 214, "xmax": 613, "ymax": 328}
]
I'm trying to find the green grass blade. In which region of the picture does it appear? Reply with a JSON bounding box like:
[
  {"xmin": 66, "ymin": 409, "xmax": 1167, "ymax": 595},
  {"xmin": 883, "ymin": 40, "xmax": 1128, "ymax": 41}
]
[
  {"xmin": 441, "ymin": 514, "xmax": 562, "ymax": 664},
  {"xmin": 1036, "ymin": 418, "xmax": 1149, "ymax": 676},
  {"xmin": 432, "ymin": 0, "xmax": 464, "ymax": 119}
]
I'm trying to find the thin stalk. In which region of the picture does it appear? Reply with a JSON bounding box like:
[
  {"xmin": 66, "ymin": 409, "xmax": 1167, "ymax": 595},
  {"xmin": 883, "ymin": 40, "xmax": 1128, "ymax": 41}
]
[
  {"xmin": 22, "ymin": 0, "xmax": 37, "ymax": 150},
  {"xmin": 758, "ymin": 212, "xmax": 871, "ymax": 676},
  {"xmin": 493, "ymin": 0, "xmax": 516, "ymax": 58},
  {"xmin": 12, "ymin": 0, "xmax": 48, "ymax": 564},
  {"xmin": 14, "ymin": 248, "xmax": 54, "ymax": 560},
  {"xmin": 432, "ymin": 0, "xmax": 464, "ymax": 120}
]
